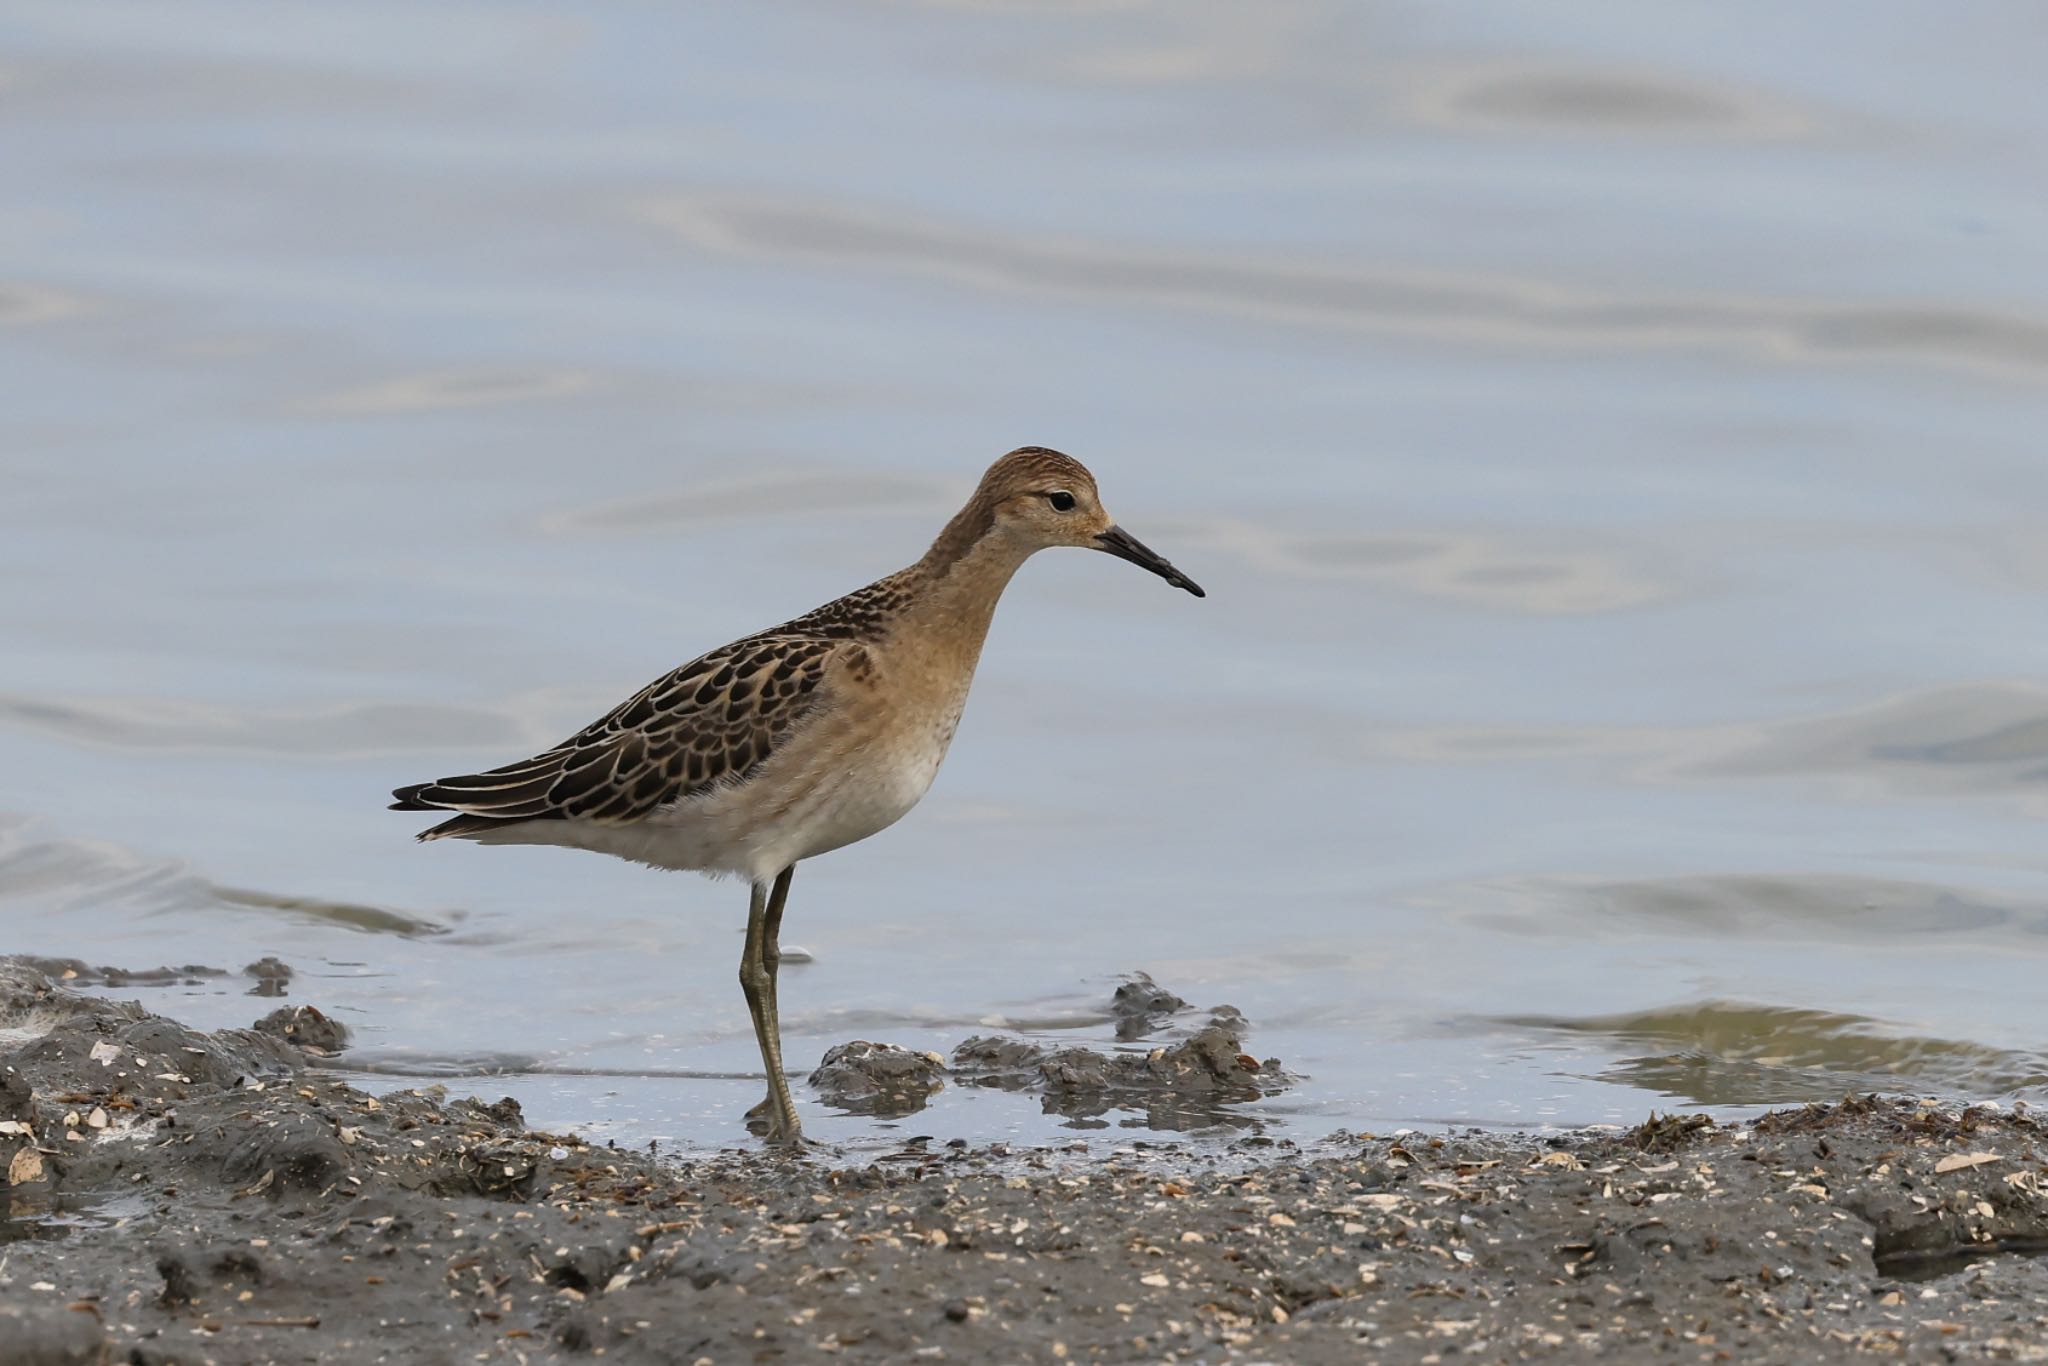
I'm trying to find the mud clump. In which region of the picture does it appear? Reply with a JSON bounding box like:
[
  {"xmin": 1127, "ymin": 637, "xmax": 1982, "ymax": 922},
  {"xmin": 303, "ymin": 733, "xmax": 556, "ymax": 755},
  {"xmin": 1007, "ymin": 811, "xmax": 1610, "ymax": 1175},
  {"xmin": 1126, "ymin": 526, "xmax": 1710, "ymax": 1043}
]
[
  {"xmin": 13, "ymin": 955, "xmax": 224, "ymax": 988},
  {"xmin": 244, "ymin": 954, "xmax": 293, "ymax": 997},
  {"xmin": 253, "ymin": 1002, "xmax": 350, "ymax": 1055},
  {"xmin": 955, "ymin": 1020, "xmax": 1281, "ymax": 1099},
  {"xmin": 1111, "ymin": 971, "xmax": 1189, "ymax": 1040},
  {"xmin": 156, "ymin": 1246, "xmax": 267, "ymax": 1307},
  {"xmin": 953, "ymin": 999, "xmax": 1291, "ymax": 1129},
  {"xmin": 1629, "ymin": 1109, "xmax": 1714, "ymax": 1153},
  {"xmin": 805, "ymin": 979, "xmax": 1286, "ymax": 1125},
  {"xmin": 219, "ymin": 1109, "xmax": 354, "ymax": 1196},
  {"xmin": 808, "ymin": 1040, "xmax": 946, "ymax": 1116},
  {"xmin": 1, "ymin": 961, "xmax": 300, "ymax": 1104}
]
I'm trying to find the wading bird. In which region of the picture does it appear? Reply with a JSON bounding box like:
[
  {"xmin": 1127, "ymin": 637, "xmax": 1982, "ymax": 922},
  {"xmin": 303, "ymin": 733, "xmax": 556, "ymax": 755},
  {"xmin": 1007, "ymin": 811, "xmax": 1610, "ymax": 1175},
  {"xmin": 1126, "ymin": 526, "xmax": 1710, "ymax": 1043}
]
[{"xmin": 392, "ymin": 447, "xmax": 1203, "ymax": 1143}]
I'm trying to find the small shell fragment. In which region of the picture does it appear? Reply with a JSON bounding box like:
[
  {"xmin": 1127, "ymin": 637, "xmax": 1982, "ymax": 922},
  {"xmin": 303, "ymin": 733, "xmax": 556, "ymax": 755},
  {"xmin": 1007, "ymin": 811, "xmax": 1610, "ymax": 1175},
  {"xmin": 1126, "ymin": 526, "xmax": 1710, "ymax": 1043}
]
[
  {"xmin": 8, "ymin": 1146, "xmax": 46, "ymax": 1184},
  {"xmin": 1934, "ymin": 1152, "xmax": 2000, "ymax": 1174}
]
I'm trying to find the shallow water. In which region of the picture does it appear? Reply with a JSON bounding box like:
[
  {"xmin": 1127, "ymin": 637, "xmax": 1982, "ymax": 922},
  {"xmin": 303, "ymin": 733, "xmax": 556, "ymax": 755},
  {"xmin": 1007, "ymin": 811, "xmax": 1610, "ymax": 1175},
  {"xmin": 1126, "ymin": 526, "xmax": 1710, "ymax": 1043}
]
[{"xmin": 4, "ymin": 1, "xmax": 2048, "ymax": 1150}]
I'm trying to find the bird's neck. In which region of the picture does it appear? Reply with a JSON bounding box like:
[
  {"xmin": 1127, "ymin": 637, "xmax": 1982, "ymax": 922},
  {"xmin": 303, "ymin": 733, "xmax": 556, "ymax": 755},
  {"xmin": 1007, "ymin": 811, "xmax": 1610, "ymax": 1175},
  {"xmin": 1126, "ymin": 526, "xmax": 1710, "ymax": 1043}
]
[{"xmin": 894, "ymin": 513, "xmax": 1034, "ymax": 670}]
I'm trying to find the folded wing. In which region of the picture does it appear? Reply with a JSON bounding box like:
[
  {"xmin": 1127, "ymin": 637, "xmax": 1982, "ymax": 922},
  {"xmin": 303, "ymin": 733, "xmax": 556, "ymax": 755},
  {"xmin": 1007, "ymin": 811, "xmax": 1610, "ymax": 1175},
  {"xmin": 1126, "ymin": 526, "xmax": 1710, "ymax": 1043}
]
[{"xmin": 391, "ymin": 634, "xmax": 841, "ymax": 840}]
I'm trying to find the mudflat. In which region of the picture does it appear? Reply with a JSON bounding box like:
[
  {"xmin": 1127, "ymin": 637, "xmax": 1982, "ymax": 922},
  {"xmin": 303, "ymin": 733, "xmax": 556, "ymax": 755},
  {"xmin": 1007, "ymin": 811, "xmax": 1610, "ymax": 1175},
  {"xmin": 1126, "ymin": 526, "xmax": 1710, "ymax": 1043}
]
[{"xmin": 3, "ymin": 962, "xmax": 2046, "ymax": 1365}]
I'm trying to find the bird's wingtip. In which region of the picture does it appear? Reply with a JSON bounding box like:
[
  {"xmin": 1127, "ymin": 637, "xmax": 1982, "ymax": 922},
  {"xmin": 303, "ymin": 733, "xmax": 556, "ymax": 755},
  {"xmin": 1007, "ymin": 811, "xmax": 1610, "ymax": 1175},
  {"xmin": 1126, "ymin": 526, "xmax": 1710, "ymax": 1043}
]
[{"xmin": 389, "ymin": 782, "xmax": 438, "ymax": 812}]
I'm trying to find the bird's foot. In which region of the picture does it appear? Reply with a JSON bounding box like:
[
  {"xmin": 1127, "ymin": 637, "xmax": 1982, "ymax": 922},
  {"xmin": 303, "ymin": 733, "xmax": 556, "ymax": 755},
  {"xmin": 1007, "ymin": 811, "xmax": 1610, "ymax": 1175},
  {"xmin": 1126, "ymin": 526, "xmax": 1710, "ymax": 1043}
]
[{"xmin": 744, "ymin": 1095, "xmax": 813, "ymax": 1150}]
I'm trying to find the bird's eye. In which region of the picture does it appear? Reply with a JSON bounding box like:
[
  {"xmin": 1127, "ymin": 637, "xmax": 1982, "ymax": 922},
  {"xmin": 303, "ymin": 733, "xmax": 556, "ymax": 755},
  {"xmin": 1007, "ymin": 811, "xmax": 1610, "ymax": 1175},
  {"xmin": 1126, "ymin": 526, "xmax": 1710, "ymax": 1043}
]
[{"xmin": 1046, "ymin": 490, "xmax": 1077, "ymax": 513}]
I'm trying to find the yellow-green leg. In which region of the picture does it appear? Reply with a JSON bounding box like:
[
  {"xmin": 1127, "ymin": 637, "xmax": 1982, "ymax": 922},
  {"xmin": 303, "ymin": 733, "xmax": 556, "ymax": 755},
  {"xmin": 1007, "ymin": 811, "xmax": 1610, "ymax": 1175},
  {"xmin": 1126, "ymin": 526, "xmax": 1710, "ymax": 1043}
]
[{"xmin": 740, "ymin": 865, "xmax": 800, "ymax": 1143}]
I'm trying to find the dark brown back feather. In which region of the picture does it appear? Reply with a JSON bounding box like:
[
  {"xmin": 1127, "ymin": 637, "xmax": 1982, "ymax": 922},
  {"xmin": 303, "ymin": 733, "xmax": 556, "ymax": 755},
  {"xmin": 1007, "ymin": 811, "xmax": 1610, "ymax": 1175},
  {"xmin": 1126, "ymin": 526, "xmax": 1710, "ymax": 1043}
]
[{"xmin": 389, "ymin": 584, "xmax": 906, "ymax": 837}]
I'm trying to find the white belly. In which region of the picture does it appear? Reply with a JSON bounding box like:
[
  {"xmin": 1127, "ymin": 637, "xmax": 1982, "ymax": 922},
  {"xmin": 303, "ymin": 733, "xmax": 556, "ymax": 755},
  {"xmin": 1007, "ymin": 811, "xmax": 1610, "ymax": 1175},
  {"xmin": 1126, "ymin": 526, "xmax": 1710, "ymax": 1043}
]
[
  {"xmin": 470, "ymin": 713, "xmax": 956, "ymax": 883},
  {"xmin": 770, "ymin": 745, "xmax": 942, "ymax": 867}
]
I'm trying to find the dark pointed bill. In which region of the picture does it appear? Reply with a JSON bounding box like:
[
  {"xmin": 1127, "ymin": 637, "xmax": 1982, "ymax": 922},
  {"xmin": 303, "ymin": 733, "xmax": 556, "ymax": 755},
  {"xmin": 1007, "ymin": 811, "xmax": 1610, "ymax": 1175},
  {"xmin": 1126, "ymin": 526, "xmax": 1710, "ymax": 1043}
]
[{"xmin": 1094, "ymin": 525, "xmax": 1205, "ymax": 597}]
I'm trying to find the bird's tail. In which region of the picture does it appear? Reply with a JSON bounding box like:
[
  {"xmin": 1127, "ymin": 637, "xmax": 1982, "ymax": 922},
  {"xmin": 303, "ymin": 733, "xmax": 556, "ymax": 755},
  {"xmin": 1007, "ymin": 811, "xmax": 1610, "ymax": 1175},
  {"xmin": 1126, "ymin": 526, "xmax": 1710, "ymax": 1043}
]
[{"xmin": 390, "ymin": 777, "xmax": 545, "ymax": 841}]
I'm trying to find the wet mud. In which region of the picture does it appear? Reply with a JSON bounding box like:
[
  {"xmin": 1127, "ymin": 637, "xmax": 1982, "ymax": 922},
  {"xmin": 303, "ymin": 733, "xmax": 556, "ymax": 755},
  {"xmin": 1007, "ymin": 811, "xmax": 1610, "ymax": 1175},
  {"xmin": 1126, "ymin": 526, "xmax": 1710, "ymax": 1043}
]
[{"xmin": 4, "ymin": 962, "xmax": 2048, "ymax": 1364}]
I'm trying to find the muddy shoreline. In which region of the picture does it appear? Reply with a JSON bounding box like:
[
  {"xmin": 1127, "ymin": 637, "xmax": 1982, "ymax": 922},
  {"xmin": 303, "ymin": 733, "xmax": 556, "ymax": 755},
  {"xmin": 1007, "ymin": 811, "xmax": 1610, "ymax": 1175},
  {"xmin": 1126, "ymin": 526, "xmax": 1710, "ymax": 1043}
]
[{"xmin": 4, "ymin": 964, "xmax": 2047, "ymax": 1364}]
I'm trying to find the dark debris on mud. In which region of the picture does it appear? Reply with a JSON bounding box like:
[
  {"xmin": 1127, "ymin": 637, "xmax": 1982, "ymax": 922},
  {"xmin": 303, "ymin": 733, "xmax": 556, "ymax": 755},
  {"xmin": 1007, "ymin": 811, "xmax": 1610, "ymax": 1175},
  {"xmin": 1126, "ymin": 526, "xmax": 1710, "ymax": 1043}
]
[{"xmin": 5, "ymin": 962, "xmax": 2048, "ymax": 1364}]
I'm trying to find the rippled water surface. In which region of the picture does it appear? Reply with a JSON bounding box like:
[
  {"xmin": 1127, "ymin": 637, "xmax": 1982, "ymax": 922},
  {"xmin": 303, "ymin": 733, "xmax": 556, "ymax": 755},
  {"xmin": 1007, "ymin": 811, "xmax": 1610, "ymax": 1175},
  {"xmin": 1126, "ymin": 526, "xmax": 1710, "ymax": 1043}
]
[{"xmin": 6, "ymin": 2, "xmax": 2048, "ymax": 1149}]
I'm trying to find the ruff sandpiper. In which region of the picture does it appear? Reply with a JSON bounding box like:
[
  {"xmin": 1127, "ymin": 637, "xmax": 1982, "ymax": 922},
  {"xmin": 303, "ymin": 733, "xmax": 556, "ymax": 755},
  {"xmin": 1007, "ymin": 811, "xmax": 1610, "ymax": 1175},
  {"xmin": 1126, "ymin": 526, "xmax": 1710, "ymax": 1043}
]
[{"xmin": 391, "ymin": 447, "xmax": 1204, "ymax": 1143}]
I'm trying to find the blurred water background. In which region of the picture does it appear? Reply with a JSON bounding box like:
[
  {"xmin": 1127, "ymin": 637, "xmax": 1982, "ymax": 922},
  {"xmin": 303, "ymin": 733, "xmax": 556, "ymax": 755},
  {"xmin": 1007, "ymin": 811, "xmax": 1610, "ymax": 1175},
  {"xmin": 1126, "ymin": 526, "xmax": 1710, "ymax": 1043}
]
[{"xmin": 5, "ymin": 1, "xmax": 2048, "ymax": 1150}]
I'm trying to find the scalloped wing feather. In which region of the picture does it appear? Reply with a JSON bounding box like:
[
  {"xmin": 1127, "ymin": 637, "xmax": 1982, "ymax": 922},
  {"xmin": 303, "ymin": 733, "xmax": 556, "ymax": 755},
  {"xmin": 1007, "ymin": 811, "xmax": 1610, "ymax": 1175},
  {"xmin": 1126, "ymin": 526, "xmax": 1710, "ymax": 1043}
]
[{"xmin": 391, "ymin": 633, "xmax": 843, "ymax": 837}]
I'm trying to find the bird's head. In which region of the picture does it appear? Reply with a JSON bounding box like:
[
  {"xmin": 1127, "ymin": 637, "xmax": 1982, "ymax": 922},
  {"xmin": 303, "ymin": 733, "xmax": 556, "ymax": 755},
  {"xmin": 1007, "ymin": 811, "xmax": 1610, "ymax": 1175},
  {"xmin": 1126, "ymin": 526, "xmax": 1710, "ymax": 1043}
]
[{"xmin": 968, "ymin": 446, "xmax": 1204, "ymax": 597}]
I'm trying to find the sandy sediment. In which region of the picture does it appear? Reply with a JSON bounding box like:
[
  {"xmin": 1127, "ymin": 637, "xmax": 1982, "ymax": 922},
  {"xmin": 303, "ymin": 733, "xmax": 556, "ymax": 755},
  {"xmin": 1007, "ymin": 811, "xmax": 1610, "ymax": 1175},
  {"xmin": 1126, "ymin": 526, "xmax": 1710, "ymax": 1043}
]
[{"xmin": 4, "ymin": 962, "xmax": 2047, "ymax": 1364}]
